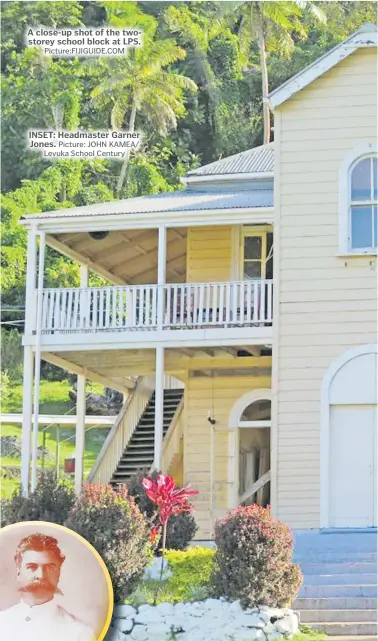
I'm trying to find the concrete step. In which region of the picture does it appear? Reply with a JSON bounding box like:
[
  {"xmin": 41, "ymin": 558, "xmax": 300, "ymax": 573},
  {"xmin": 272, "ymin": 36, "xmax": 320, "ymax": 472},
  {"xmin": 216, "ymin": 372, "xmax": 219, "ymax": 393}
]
[
  {"xmin": 294, "ymin": 531, "xmax": 377, "ymax": 553},
  {"xmin": 295, "ymin": 553, "xmax": 378, "ymax": 564},
  {"xmin": 299, "ymin": 585, "xmax": 378, "ymax": 598},
  {"xmin": 294, "ymin": 597, "xmax": 378, "ymax": 610},
  {"xmin": 326, "ymin": 636, "xmax": 378, "ymax": 641},
  {"xmin": 301, "ymin": 562, "xmax": 378, "ymax": 575},
  {"xmin": 310, "ymin": 621, "xmax": 378, "ymax": 636},
  {"xmin": 304, "ymin": 574, "xmax": 377, "ymax": 586},
  {"xmin": 300, "ymin": 609, "xmax": 377, "ymax": 623}
]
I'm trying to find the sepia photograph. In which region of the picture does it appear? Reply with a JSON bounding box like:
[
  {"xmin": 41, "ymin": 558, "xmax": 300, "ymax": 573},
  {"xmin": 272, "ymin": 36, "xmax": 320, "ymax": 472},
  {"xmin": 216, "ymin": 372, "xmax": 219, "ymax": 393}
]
[{"xmin": 0, "ymin": 521, "xmax": 113, "ymax": 641}]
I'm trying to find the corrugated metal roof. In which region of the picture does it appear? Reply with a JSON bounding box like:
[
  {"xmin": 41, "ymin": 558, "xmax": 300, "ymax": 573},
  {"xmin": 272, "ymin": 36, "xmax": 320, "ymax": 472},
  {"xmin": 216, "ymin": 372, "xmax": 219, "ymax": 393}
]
[
  {"xmin": 186, "ymin": 143, "xmax": 274, "ymax": 177},
  {"xmin": 23, "ymin": 189, "xmax": 273, "ymax": 220}
]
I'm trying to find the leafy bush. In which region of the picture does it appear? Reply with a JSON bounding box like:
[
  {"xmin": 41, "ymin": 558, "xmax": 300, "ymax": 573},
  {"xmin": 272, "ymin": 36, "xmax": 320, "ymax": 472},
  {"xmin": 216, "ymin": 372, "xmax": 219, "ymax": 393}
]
[
  {"xmin": 212, "ymin": 504, "xmax": 302, "ymax": 608},
  {"xmin": 127, "ymin": 469, "xmax": 198, "ymax": 551},
  {"xmin": 1, "ymin": 472, "xmax": 75, "ymax": 526},
  {"xmin": 0, "ymin": 371, "xmax": 11, "ymax": 411},
  {"xmin": 165, "ymin": 547, "xmax": 215, "ymax": 601},
  {"xmin": 65, "ymin": 483, "xmax": 153, "ymax": 603},
  {"xmin": 1, "ymin": 329, "xmax": 23, "ymax": 382}
]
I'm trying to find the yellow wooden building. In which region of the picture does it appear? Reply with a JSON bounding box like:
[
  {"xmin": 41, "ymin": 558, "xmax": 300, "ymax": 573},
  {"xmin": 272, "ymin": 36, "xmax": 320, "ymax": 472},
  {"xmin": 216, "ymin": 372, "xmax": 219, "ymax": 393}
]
[{"xmin": 20, "ymin": 25, "xmax": 377, "ymax": 540}]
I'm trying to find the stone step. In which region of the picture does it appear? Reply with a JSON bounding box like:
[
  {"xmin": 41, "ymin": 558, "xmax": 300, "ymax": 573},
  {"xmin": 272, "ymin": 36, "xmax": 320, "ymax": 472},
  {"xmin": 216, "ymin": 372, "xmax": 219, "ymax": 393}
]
[
  {"xmin": 299, "ymin": 585, "xmax": 378, "ymax": 598},
  {"xmin": 310, "ymin": 621, "xmax": 378, "ymax": 636},
  {"xmin": 300, "ymin": 609, "xmax": 377, "ymax": 623},
  {"xmin": 303, "ymin": 574, "xmax": 377, "ymax": 586},
  {"xmin": 294, "ymin": 597, "xmax": 378, "ymax": 610},
  {"xmin": 300, "ymin": 562, "xmax": 378, "ymax": 575}
]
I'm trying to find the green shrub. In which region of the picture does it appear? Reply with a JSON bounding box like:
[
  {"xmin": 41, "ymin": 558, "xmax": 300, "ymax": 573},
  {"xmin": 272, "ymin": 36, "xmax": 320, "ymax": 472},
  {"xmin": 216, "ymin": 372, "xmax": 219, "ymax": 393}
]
[
  {"xmin": 65, "ymin": 483, "xmax": 153, "ymax": 603},
  {"xmin": 1, "ymin": 329, "xmax": 23, "ymax": 382},
  {"xmin": 213, "ymin": 504, "xmax": 302, "ymax": 608},
  {"xmin": 127, "ymin": 468, "xmax": 198, "ymax": 551},
  {"xmin": 0, "ymin": 371, "xmax": 10, "ymax": 411},
  {"xmin": 165, "ymin": 547, "xmax": 215, "ymax": 601},
  {"xmin": 1, "ymin": 472, "xmax": 75, "ymax": 526}
]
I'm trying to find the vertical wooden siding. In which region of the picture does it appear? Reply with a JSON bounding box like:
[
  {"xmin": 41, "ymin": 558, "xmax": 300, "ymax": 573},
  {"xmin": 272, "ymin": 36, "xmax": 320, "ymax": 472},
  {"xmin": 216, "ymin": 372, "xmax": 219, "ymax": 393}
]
[
  {"xmin": 275, "ymin": 48, "xmax": 378, "ymax": 528},
  {"xmin": 184, "ymin": 375, "xmax": 271, "ymax": 539}
]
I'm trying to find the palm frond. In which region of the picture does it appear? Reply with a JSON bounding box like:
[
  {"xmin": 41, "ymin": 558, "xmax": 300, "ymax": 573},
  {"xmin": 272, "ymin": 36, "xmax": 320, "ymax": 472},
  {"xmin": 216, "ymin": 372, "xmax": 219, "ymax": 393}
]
[{"xmin": 110, "ymin": 95, "xmax": 131, "ymax": 130}]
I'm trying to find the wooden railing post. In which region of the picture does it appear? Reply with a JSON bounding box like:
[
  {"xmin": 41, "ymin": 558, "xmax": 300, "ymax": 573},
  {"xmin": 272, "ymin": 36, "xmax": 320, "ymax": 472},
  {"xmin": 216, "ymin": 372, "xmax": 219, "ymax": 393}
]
[{"xmin": 40, "ymin": 279, "xmax": 274, "ymax": 333}]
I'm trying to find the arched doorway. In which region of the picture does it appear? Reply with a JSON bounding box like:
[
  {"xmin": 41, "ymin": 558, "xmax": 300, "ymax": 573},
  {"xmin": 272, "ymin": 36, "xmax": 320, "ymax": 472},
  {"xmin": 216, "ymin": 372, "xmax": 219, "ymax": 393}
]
[
  {"xmin": 321, "ymin": 345, "xmax": 377, "ymax": 528},
  {"xmin": 229, "ymin": 390, "xmax": 271, "ymax": 508}
]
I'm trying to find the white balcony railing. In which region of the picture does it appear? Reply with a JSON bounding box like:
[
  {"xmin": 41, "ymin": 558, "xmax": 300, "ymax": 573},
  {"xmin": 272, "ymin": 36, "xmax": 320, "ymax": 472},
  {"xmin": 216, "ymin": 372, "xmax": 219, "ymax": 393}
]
[{"xmin": 40, "ymin": 280, "xmax": 273, "ymax": 334}]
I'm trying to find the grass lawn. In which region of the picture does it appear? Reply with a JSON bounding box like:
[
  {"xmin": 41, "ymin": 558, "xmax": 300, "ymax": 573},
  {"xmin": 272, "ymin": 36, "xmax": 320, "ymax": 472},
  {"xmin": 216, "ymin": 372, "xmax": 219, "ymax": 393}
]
[
  {"xmin": 1, "ymin": 379, "xmax": 110, "ymax": 499},
  {"xmin": 293, "ymin": 634, "xmax": 326, "ymax": 641}
]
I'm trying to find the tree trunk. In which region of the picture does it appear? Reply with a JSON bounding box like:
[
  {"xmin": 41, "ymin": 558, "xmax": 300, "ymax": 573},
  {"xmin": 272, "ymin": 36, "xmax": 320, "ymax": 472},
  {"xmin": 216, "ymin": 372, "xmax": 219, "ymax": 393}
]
[
  {"xmin": 116, "ymin": 99, "xmax": 137, "ymax": 196},
  {"xmin": 256, "ymin": 11, "xmax": 271, "ymax": 145}
]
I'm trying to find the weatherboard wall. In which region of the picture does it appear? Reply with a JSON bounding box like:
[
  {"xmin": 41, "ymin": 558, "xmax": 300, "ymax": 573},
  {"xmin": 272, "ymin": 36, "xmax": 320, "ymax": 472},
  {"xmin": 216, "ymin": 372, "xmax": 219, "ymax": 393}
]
[
  {"xmin": 274, "ymin": 47, "xmax": 378, "ymax": 528},
  {"xmin": 184, "ymin": 374, "xmax": 271, "ymax": 540},
  {"xmin": 186, "ymin": 226, "xmax": 233, "ymax": 282}
]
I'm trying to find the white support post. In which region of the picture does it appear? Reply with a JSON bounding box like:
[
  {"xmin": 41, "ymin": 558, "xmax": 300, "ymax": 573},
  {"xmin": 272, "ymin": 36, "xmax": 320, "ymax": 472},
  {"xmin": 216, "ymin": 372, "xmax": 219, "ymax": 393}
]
[
  {"xmin": 74, "ymin": 264, "xmax": 88, "ymax": 495},
  {"xmin": 21, "ymin": 347, "xmax": 34, "ymax": 495},
  {"xmin": 24, "ymin": 229, "xmax": 38, "ymax": 335},
  {"xmin": 75, "ymin": 374, "xmax": 86, "ymax": 494},
  {"xmin": 154, "ymin": 346, "xmax": 165, "ymax": 470},
  {"xmin": 21, "ymin": 230, "xmax": 38, "ymax": 496},
  {"xmin": 80, "ymin": 264, "xmax": 89, "ymax": 286},
  {"xmin": 157, "ymin": 226, "xmax": 167, "ymax": 330},
  {"xmin": 31, "ymin": 231, "xmax": 46, "ymax": 492}
]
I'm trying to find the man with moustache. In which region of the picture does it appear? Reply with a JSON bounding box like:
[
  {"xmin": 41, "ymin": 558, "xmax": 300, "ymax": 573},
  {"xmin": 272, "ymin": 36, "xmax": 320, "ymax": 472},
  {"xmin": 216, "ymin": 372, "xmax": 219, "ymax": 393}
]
[{"xmin": 0, "ymin": 533, "xmax": 96, "ymax": 641}]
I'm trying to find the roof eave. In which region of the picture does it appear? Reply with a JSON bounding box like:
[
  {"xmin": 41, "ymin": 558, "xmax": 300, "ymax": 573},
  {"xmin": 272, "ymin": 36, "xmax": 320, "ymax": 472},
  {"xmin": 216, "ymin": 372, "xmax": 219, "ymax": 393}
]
[
  {"xmin": 181, "ymin": 171, "xmax": 274, "ymax": 184},
  {"xmin": 20, "ymin": 206, "xmax": 274, "ymax": 234},
  {"xmin": 269, "ymin": 29, "xmax": 377, "ymax": 110}
]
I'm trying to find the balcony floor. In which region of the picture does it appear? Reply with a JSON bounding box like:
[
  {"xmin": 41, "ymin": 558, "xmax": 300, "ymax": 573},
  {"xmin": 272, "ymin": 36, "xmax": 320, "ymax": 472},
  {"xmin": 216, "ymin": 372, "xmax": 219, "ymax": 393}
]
[
  {"xmin": 39, "ymin": 346, "xmax": 273, "ymax": 393},
  {"xmin": 27, "ymin": 324, "xmax": 273, "ymax": 351}
]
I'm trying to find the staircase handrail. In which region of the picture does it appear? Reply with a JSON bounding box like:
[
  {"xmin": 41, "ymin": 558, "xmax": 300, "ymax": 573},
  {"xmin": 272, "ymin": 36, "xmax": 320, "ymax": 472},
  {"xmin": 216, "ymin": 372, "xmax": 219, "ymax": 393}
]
[
  {"xmin": 87, "ymin": 377, "xmax": 150, "ymax": 484},
  {"xmin": 239, "ymin": 470, "xmax": 271, "ymax": 504},
  {"xmin": 161, "ymin": 396, "xmax": 184, "ymax": 474}
]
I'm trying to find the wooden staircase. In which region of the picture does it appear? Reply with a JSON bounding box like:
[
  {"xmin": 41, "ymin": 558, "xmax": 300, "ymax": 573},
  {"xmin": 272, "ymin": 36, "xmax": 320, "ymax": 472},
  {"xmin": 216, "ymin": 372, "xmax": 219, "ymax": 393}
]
[{"xmin": 110, "ymin": 388, "xmax": 184, "ymax": 484}]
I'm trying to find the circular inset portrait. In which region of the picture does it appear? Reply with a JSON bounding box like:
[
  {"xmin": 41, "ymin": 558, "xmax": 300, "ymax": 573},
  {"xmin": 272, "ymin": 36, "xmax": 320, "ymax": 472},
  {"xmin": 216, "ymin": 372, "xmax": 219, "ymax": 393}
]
[{"xmin": 0, "ymin": 521, "xmax": 113, "ymax": 641}]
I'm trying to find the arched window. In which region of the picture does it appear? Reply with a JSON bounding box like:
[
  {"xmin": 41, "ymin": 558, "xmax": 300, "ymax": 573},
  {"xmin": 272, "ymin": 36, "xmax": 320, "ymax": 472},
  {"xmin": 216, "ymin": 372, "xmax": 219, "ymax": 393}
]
[
  {"xmin": 349, "ymin": 155, "xmax": 377, "ymax": 251},
  {"xmin": 239, "ymin": 399, "xmax": 271, "ymax": 427}
]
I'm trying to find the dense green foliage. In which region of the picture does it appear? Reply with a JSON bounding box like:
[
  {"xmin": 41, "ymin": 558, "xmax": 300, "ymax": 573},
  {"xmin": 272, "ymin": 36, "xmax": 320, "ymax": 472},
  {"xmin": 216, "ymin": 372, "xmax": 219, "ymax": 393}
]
[
  {"xmin": 65, "ymin": 483, "xmax": 153, "ymax": 603},
  {"xmin": 1, "ymin": 0, "xmax": 376, "ymax": 318},
  {"xmin": 1, "ymin": 472, "xmax": 75, "ymax": 526},
  {"xmin": 165, "ymin": 547, "xmax": 215, "ymax": 601},
  {"xmin": 127, "ymin": 468, "xmax": 198, "ymax": 551},
  {"xmin": 213, "ymin": 504, "xmax": 302, "ymax": 608}
]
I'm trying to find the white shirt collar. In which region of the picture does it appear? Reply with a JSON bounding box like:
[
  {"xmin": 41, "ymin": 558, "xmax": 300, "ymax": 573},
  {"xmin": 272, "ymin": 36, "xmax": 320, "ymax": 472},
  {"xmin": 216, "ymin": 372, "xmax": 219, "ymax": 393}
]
[{"xmin": 19, "ymin": 596, "xmax": 59, "ymax": 617}]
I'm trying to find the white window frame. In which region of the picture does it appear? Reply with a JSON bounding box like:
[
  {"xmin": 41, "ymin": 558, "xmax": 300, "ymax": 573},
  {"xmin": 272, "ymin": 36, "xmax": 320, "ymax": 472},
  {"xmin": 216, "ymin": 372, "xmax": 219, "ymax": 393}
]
[{"xmin": 339, "ymin": 142, "xmax": 378, "ymax": 255}]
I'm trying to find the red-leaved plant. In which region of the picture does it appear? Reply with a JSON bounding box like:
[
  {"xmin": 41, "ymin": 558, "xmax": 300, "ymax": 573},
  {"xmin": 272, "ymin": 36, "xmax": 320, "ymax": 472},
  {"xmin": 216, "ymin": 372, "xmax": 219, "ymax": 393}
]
[{"xmin": 142, "ymin": 474, "xmax": 198, "ymax": 597}]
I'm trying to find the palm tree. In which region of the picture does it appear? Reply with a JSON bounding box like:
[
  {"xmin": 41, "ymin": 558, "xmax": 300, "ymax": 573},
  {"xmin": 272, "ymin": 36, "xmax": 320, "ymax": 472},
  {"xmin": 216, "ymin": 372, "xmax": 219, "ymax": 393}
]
[
  {"xmin": 92, "ymin": 39, "xmax": 197, "ymax": 195},
  {"xmin": 164, "ymin": 4, "xmax": 225, "ymax": 130},
  {"xmin": 229, "ymin": 1, "xmax": 326, "ymax": 144}
]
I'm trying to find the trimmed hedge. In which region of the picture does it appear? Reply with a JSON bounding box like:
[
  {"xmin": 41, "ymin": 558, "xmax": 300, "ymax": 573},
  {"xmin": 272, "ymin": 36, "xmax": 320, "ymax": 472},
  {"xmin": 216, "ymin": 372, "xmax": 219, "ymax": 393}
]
[
  {"xmin": 1, "ymin": 472, "xmax": 75, "ymax": 526},
  {"xmin": 65, "ymin": 483, "xmax": 153, "ymax": 603},
  {"xmin": 213, "ymin": 504, "xmax": 302, "ymax": 608},
  {"xmin": 165, "ymin": 547, "xmax": 215, "ymax": 600}
]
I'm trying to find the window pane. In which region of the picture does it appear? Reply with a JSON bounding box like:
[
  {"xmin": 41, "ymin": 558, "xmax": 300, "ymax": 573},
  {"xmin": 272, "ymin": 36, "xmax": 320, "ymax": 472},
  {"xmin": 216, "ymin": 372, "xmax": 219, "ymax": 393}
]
[
  {"xmin": 244, "ymin": 236, "xmax": 262, "ymax": 259},
  {"xmin": 374, "ymin": 206, "xmax": 377, "ymax": 248},
  {"xmin": 241, "ymin": 400, "xmax": 271, "ymax": 421},
  {"xmin": 351, "ymin": 158, "xmax": 371, "ymax": 201},
  {"xmin": 351, "ymin": 206, "xmax": 373, "ymax": 248},
  {"xmin": 244, "ymin": 261, "xmax": 261, "ymax": 279},
  {"xmin": 373, "ymin": 157, "xmax": 377, "ymax": 199}
]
